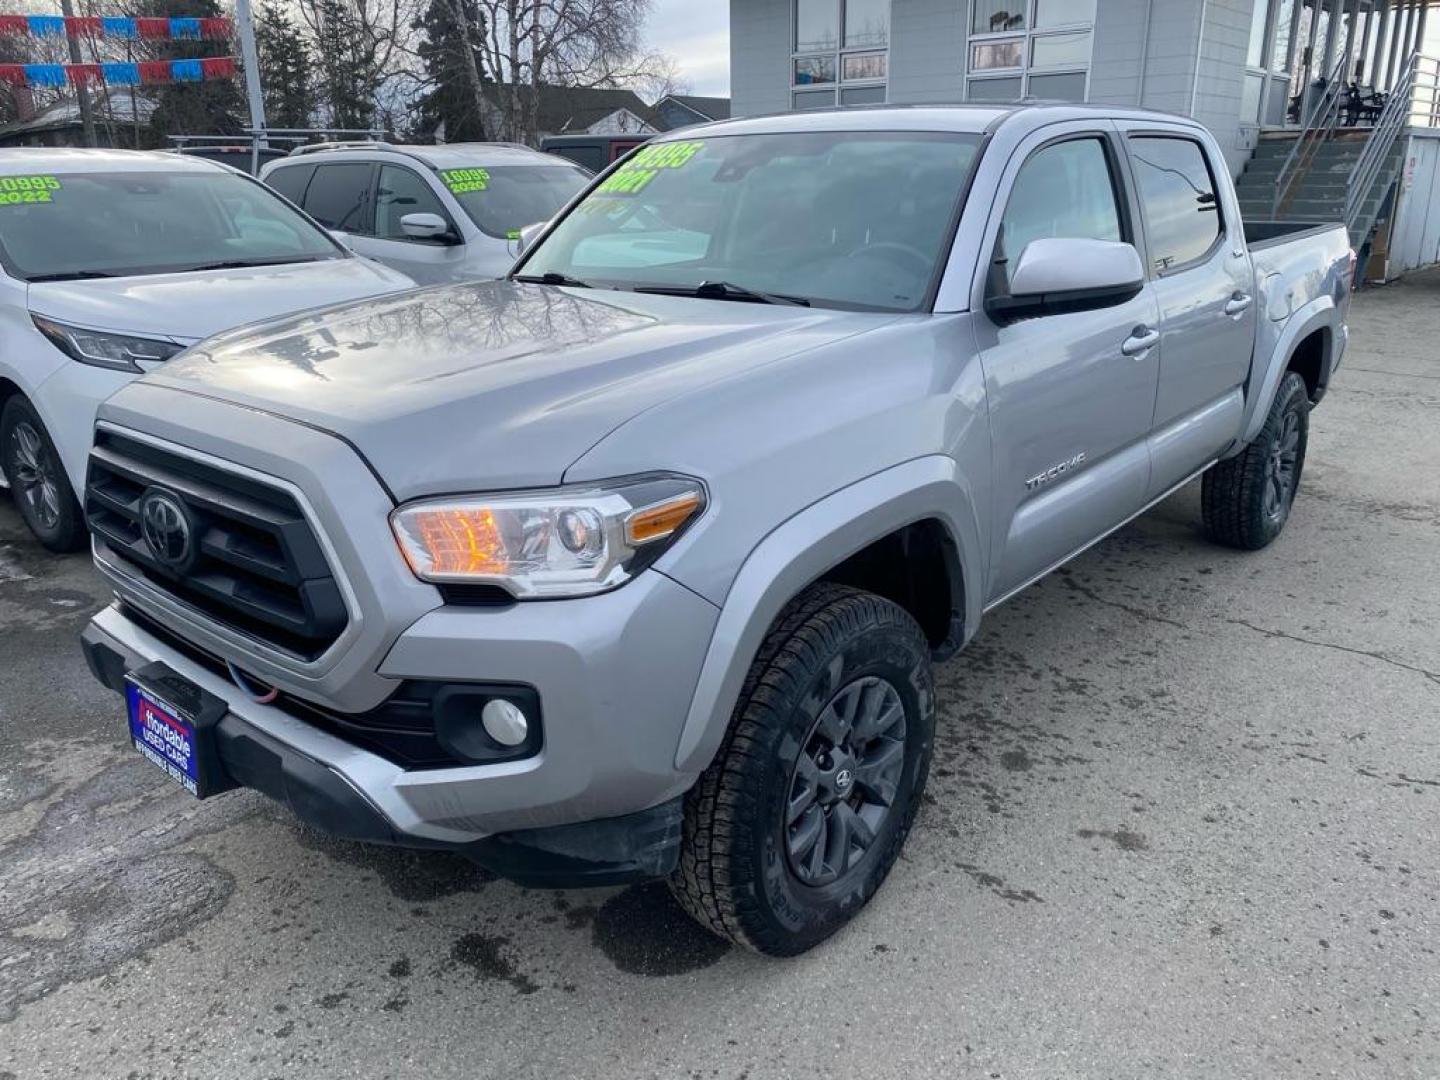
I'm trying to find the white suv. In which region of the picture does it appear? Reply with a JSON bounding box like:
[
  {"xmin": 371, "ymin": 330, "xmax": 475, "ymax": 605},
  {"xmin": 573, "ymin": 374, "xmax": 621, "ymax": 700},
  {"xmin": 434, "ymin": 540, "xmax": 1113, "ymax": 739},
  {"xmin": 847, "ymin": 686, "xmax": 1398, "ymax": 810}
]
[
  {"xmin": 0, "ymin": 148, "xmax": 414, "ymax": 551},
  {"xmin": 260, "ymin": 142, "xmax": 592, "ymax": 285}
]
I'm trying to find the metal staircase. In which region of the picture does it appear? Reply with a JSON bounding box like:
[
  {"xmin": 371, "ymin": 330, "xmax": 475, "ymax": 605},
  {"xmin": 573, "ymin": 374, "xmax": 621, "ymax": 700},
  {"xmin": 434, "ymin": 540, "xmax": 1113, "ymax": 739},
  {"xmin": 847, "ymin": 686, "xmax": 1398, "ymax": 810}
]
[{"xmin": 1233, "ymin": 51, "xmax": 1440, "ymax": 253}]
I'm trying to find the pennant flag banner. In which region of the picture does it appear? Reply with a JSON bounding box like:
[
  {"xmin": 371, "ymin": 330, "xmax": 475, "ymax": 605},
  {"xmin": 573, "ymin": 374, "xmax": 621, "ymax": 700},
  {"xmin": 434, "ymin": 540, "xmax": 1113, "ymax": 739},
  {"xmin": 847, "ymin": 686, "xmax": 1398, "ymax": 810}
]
[
  {"xmin": 0, "ymin": 55, "xmax": 235, "ymax": 87},
  {"xmin": 0, "ymin": 14, "xmax": 231, "ymax": 39}
]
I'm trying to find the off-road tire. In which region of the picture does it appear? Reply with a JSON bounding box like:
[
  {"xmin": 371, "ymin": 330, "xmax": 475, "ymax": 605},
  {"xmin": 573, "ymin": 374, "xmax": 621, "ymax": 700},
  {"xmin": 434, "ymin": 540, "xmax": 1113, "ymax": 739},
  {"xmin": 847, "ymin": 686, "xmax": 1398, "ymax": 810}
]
[
  {"xmin": 669, "ymin": 583, "xmax": 935, "ymax": 956},
  {"xmin": 1201, "ymin": 371, "xmax": 1310, "ymax": 551},
  {"xmin": 1, "ymin": 396, "xmax": 86, "ymax": 553}
]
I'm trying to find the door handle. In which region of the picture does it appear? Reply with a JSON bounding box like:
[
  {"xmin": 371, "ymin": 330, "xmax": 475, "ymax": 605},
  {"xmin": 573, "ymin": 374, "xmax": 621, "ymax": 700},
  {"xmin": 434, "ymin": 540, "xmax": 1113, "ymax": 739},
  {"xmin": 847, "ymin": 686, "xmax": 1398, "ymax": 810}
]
[
  {"xmin": 1224, "ymin": 292, "xmax": 1254, "ymax": 316},
  {"xmin": 1121, "ymin": 326, "xmax": 1160, "ymax": 356}
]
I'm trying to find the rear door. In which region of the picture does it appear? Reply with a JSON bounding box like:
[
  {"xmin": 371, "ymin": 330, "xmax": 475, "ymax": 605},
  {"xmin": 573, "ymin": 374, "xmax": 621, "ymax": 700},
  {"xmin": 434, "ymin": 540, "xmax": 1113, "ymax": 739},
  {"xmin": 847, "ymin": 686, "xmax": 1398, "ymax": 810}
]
[
  {"xmin": 1117, "ymin": 124, "xmax": 1256, "ymax": 497},
  {"xmin": 298, "ymin": 162, "xmax": 375, "ymax": 250},
  {"xmin": 973, "ymin": 121, "xmax": 1162, "ymax": 605}
]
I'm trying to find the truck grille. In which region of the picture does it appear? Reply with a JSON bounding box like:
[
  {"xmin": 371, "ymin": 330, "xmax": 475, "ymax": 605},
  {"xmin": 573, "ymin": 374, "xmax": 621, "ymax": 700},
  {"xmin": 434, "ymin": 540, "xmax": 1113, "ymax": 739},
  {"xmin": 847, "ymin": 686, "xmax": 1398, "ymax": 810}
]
[{"xmin": 85, "ymin": 430, "xmax": 348, "ymax": 660}]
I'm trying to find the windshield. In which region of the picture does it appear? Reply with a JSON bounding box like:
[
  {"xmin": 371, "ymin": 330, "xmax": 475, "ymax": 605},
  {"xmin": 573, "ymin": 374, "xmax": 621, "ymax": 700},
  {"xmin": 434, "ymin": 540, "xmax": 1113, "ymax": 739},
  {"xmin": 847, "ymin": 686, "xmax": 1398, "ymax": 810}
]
[
  {"xmin": 440, "ymin": 163, "xmax": 591, "ymax": 240},
  {"xmin": 0, "ymin": 169, "xmax": 344, "ymax": 281},
  {"xmin": 518, "ymin": 131, "xmax": 983, "ymax": 312}
]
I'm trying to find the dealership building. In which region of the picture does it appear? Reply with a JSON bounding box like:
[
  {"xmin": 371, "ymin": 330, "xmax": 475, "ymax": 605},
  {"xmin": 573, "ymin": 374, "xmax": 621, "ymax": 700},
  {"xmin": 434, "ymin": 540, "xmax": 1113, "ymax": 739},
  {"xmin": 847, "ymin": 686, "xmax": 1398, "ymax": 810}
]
[{"xmin": 728, "ymin": 0, "xmax": 1440, "ymax": 274}]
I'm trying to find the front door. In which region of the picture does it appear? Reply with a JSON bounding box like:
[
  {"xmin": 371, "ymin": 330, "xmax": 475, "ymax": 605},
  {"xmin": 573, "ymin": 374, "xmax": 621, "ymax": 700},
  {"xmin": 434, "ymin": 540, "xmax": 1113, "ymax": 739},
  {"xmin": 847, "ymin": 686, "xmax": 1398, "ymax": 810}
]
[
  {"xmin": 352, "ymin": 164, "xmax": 475, "ymax": 285},
  {"xmin": 973, "ymin": 125, "xmax": 1161, "ymax": 605}
]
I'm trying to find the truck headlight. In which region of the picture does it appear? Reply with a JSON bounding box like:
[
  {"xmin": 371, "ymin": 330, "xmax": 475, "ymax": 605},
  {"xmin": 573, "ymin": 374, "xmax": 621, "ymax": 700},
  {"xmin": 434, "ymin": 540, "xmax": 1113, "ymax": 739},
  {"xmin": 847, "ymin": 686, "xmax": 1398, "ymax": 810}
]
[
  {"xmin": 32, "ymin": 314, "xmax": 183, "ymax": 373},
  {"xmin": 389, "ymin": 475, "xmax": 705, "ymax": 598}
]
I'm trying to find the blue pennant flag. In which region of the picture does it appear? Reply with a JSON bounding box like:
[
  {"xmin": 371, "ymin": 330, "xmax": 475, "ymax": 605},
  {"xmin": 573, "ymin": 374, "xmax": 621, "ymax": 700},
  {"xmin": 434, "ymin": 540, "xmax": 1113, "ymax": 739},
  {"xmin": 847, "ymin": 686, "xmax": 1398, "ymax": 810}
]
[
  {"xmin": 102, "ymin": 16, "xmax": 137, "ymax": 38},
  {"xmin": 169, "ymin": 17, "xmax": 201, "ymax": 39},
  {"xmin": 171, "ymin": 58, "xmax": 203, "ymax": 81},
  {"xmin": 24, "ymin": 63, "xmax": 66, "ymax": 86},
  {"xmin": 102, "ymin": 62, "xmax": 140, "ymax": 85},
  {"xmin": 27, "ymin": 15, "xmax": 65, "ymax": 37}
]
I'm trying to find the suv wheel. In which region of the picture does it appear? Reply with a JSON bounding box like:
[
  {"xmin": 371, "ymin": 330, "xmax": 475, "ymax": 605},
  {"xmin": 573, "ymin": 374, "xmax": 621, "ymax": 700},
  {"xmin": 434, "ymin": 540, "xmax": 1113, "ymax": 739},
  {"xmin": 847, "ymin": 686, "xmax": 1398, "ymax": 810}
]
[
  {"xmin": 1201, "ymin": 370, "xmax": 1310, "ymax": 551},
  {"xmin": 1, "ymin": 396, "xmax": 86, "ymax": 552},
  {"xmin": 670, "ymin": 583, "xmax": 935, "ymax": 956}
]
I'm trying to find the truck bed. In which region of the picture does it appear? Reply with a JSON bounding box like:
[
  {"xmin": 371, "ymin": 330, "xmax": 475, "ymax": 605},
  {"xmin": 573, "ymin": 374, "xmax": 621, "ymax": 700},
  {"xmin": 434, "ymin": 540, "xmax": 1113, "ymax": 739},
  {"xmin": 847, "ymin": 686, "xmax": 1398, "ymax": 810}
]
[{"xmin": 1243, "ymin": 220, "xmax": 1345, "ymax": 251}]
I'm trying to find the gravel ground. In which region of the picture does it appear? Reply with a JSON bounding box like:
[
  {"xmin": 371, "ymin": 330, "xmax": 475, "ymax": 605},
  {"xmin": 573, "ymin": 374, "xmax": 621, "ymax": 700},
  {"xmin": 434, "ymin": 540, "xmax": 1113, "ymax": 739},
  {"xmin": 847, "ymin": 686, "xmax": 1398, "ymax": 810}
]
[{"xmin": 1, "ymin": 272, "xmax": 1437, "ymax": 1080}]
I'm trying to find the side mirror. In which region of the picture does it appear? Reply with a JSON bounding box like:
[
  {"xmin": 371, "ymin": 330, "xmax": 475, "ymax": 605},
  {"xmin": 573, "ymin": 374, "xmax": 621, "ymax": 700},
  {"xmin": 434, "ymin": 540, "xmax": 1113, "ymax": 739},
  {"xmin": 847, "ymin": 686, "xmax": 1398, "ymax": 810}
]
[
  {"xmin": 986, "ymin": 237, "xmax": 1145, "ymax": 324},
  {"xmin": 516, "ymin": 221, "xmax": 546, "ymax": 255},
  {"xmin": 400, "ymin": 212, "xmax": 456, "ymax": 243}
]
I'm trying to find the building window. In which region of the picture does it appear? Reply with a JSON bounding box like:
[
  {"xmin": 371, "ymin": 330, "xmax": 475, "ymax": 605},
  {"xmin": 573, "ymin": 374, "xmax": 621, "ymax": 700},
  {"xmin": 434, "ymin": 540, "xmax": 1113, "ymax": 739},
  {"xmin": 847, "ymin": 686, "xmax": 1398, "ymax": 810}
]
[
  {"xmin": 966, "ymin": 0, "xmax": 1093, "ymax": 104},
  {"xmin": 792, "ymin": 0, "xmax": 889, "ymax": 111}
]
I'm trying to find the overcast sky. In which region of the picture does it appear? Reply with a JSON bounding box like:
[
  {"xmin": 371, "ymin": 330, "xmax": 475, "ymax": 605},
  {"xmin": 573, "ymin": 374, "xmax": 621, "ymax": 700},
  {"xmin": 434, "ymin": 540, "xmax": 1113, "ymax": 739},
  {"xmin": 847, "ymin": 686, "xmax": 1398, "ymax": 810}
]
[{"xmin": 645, "ymin": 0, "xmax": 731, "ymax": 97}]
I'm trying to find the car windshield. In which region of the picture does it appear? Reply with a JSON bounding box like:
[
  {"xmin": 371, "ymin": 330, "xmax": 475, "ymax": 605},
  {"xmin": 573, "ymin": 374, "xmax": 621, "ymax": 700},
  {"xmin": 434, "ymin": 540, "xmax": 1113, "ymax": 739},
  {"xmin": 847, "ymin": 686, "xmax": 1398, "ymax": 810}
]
[
  {"xmin": 0, "ymin": 168, "xmax": 344, "ymax": 281},
  {"xmin": 518, "ymin": 130, "xmax": 984, "ymax": 312},
  {"xmin": 441, "ymin": 163, "xmax": 591, "ymax": 240}
]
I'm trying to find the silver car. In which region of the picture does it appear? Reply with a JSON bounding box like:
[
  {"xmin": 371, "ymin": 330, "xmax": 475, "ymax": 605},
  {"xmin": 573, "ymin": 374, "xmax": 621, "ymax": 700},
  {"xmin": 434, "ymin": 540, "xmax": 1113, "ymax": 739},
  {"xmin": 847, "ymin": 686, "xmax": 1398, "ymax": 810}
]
[{"xmin": 260, "ymin": 142, "xmax": 591, "ymax": 284}]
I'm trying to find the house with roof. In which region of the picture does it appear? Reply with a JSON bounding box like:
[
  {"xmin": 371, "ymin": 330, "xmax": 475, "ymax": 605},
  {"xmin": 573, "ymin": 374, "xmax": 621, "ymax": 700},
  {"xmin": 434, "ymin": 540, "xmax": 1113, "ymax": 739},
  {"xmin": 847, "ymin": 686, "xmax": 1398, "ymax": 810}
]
[
  {"xmin": 478, "ymin": 83, "xmax": 662, "ymax": 140},
  {"xmin": 653, "ymin": 93, "xmax": 732, "ymax": 129}
]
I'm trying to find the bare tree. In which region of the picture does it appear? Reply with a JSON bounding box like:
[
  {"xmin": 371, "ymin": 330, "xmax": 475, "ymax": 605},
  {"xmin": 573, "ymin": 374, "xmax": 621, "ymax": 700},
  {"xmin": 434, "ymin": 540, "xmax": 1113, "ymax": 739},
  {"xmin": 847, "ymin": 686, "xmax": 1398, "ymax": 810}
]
[
  {"xmin": 297, "ymin": 0, "xmax": 421, "ymax": 130},
  {"xmin": 472, "ymin": 0, "xmax": 674, "ymax": 144}
]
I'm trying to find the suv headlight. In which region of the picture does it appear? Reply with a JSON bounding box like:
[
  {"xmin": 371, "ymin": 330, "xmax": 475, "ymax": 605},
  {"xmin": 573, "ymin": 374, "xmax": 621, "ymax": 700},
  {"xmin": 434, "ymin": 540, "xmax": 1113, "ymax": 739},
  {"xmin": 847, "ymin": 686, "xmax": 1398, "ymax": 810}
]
[
  {"xmin": 32, "ymin": 314, "xmax": 183, "ymax": 373},
  {"xmin": 389, "ymin": 475, "xmax": 706, "ymax": 599}
]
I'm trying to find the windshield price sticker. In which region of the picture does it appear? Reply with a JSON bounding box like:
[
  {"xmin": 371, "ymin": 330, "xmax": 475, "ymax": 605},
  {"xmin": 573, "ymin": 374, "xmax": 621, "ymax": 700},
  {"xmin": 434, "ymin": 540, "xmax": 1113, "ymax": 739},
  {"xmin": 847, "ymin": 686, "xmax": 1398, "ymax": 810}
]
[
  {"xmin": 441, "ymin": 168, "xmax": 489, "ymax": 194},
  {"xmin": 595, "ymin": 140, "xmax": 703, "ymax": 196},
  {"xmin": 0, "ymin": 174, "xmax": 60, "ymax": 205}
]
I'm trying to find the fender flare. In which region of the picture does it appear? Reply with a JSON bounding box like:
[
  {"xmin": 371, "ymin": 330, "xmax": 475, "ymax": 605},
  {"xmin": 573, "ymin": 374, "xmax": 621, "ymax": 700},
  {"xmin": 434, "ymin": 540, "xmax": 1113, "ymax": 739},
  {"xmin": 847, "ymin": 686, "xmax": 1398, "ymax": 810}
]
[
  {"xmin": 1238, "ymin": 296, "xmax": 1337, "ymax": 447},
  {"xmin": 671, "ymin": 455, "xmax": 985, "ymax": 772}
]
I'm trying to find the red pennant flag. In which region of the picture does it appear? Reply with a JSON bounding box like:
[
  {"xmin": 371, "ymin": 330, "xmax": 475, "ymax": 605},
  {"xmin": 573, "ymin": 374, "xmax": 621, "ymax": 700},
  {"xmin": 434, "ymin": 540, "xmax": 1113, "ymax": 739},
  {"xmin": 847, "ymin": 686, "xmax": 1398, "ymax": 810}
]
[
  {"xmin": 199, "ymin": 17, "xmax": 231, "ymax": 39},
  {"xmin": 200, "ymin": 56, "xmax": 236, "ymax": 79},
  {"xmin": 64, "ymin": 16, "xmax": 101, "ymax": 37},
  {"xmin": 136, "ymin": 17, "xmax": 169, "ymax": 39},
  {"xmin": 66, "ymin": 62, "xmax": 103, "ymax": 86},
  {"xmin": 0, "ymin": 63, "xmax": 25, "ymax": 84},
  {"xmin": 138, "ymin": 59, "xmax": 172, "ymax": 83},
  {"xmin": 0, "ymin": 15, "xmax": 28, "ymax": 35}
]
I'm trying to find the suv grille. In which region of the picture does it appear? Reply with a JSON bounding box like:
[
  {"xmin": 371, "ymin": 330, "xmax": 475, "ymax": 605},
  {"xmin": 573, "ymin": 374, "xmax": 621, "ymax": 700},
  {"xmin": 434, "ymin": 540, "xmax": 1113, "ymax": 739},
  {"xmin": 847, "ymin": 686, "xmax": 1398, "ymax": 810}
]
[{"xmin": 85, "ymin": 431, "xmax": 348, "ymax": 660}]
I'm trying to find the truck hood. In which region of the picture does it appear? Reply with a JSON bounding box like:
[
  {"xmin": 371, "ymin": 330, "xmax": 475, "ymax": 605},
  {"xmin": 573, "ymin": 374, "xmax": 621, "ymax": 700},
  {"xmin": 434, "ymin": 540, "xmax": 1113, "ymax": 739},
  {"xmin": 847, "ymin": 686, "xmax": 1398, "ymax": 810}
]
[
  {"xmin": 26, "ymin": 257, "xmax": 414, "ymax": 342},
  {"xmin": 142, "ymin": 280, "xmax": 892, "ymax": 498}
]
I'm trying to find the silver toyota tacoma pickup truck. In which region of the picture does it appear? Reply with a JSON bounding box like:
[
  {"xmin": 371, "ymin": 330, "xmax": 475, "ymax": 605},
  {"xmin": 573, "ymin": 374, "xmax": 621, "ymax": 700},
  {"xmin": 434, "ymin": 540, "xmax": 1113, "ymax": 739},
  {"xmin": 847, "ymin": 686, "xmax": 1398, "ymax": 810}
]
[{"xmin": 81, "ymin": 104, "xmax": 1352, "ymax": 955}]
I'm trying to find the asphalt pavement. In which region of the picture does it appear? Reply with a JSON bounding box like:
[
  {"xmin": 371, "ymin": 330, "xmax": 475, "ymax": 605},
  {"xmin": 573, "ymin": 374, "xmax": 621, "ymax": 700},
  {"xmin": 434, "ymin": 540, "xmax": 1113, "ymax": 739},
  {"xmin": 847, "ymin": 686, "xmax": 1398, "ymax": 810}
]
[{"xmin": 1, "ymin": 271, "xmax": 1437, "ymax": 1079}]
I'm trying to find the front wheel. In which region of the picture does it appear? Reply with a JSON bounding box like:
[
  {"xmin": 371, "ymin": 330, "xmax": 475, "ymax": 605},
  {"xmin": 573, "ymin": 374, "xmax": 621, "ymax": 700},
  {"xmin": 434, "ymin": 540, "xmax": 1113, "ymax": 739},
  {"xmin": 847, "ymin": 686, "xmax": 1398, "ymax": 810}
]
[
  {"xmin": 669, "ymin": 583, "xmax": 935, "ymax": 956},
  {"xmin": 1201, "ymin": 371, "xmax": 1310, "ymax": 551},
  {"xmin": 1, "ymin": 396, "xmax": 86, "ymax": 553}
]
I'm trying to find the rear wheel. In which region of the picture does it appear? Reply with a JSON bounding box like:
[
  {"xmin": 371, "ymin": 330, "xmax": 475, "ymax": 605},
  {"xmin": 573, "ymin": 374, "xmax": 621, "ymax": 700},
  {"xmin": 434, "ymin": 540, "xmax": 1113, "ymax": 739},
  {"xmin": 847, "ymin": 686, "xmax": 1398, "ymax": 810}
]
[
  {"xmin": 1201, "ymin": 371, "xmax": 1310, "ymax": 551},
  {"xmin": 1, "ymin": 396, "xmax": 85, "ymax": 552},
  {"xmin": 669, "ymin": 583, "xmax": 935, "ymax": 956}
]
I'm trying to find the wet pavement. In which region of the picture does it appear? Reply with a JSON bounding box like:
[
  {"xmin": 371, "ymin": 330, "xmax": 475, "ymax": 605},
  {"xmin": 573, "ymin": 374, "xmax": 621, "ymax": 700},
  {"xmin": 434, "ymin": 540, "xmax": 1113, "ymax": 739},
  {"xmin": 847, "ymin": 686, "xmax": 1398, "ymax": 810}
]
[{"xmin": 1, "ymin": 273, "xmax": 1437, "ymax": 1079}]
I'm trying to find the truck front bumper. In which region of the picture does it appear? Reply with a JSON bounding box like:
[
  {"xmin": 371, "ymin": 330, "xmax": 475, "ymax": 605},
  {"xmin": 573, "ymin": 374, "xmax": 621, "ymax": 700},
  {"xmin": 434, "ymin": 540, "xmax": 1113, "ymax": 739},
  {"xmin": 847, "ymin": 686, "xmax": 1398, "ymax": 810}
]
[{"xmin": 81, "ymin": 568, "xmax": 720, "ymax": 886}]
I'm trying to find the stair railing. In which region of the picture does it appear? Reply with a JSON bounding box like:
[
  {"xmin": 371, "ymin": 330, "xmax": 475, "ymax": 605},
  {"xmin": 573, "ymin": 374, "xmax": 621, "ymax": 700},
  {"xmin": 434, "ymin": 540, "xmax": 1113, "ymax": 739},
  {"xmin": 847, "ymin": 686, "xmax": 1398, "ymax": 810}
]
[
  {"xmin": 1271, "ymin": 56, "xmax": 1348, "ymax": 218},
  {"xmin": 1344, "ymin": 52, "xmax": 1440, "ymax": 232}
]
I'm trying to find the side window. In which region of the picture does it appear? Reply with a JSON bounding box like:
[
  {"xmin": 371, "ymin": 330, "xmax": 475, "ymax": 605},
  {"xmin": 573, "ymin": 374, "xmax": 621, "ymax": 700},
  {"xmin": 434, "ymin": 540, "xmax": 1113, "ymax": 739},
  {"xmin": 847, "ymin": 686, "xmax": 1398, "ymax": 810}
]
[
  {"xmin": 302, "ymin": 163, "xmax": 373, "ymax": 234},
  {"xmin": 265, "ymin": 164, "xmax": 314, "ymax": 206},
  {"xmin": 375, "ymin": 165, "xmax": 453, "ymax": 241},
  {"xmin": 1128, "ymin": 136, "xmax": 1222, "ymax": 272},
  {"xmin": 997, "ymin": 137, "xmax": 1122, "ymax": 288}
]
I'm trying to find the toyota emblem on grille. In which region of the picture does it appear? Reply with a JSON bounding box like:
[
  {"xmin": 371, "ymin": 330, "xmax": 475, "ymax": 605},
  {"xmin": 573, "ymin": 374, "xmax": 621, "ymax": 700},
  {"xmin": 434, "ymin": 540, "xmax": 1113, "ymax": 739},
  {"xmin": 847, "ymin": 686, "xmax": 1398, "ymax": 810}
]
[{"xmin": 139, "ymin": 488, "xmax": 194, "ymax": 570}]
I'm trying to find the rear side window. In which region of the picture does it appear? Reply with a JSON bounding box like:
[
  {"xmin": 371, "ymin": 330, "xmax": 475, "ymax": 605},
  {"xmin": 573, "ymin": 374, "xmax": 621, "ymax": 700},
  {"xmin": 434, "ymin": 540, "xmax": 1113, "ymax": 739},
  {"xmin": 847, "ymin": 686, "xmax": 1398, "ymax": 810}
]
[
  {"xmin": 302, "ymin": 163, "xmax": 372, "ymax": 234},
  {"xmin": 997, "ymin": 137, "xmax": 1122, "ymax": 288},
  {"xmin": 1128, "ymin": 136, "xmax": 1222, "ymax": 272},
  {"xmin": 265, "ymin": 163, "xmax": 313, "ymax": 205}
]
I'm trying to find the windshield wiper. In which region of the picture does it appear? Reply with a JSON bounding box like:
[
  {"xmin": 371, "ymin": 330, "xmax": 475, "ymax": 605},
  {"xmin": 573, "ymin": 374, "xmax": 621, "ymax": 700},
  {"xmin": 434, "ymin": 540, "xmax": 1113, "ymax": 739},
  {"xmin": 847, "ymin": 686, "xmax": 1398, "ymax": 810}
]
[
  {"xmin": 632, "ymin": 280, "xmax": 811, "ymax": 307},
  {"xmin": 26, "ymin": 270, "xmax": 121, "ymax": 282},
  {"xmin": 186, "ymin": 257, "xmax": 318, "ymax": 272},
  {"xmin": 512, "ymin": 271, "xmax": 594, "ymax": 289}
]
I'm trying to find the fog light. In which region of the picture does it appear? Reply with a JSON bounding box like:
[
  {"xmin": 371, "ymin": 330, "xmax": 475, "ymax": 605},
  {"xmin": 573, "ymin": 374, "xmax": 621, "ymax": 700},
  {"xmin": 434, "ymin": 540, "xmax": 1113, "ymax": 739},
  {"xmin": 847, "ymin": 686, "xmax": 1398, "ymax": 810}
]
[{"xmin": 482, "ymin": 698, "xmax": 529, "ymax": 747}]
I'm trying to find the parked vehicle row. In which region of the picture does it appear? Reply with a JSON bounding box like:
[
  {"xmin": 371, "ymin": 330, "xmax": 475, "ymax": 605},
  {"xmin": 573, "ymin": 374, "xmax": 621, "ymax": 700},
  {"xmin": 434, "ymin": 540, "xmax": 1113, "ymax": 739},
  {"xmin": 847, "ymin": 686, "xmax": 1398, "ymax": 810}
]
[
  {"xmin": 71, "ymin": 104, "xmax": 1352, "ymax": 955},
  {"xmin": 0, "ymin": 141, "xmax": 593, "ymax": 550}
]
